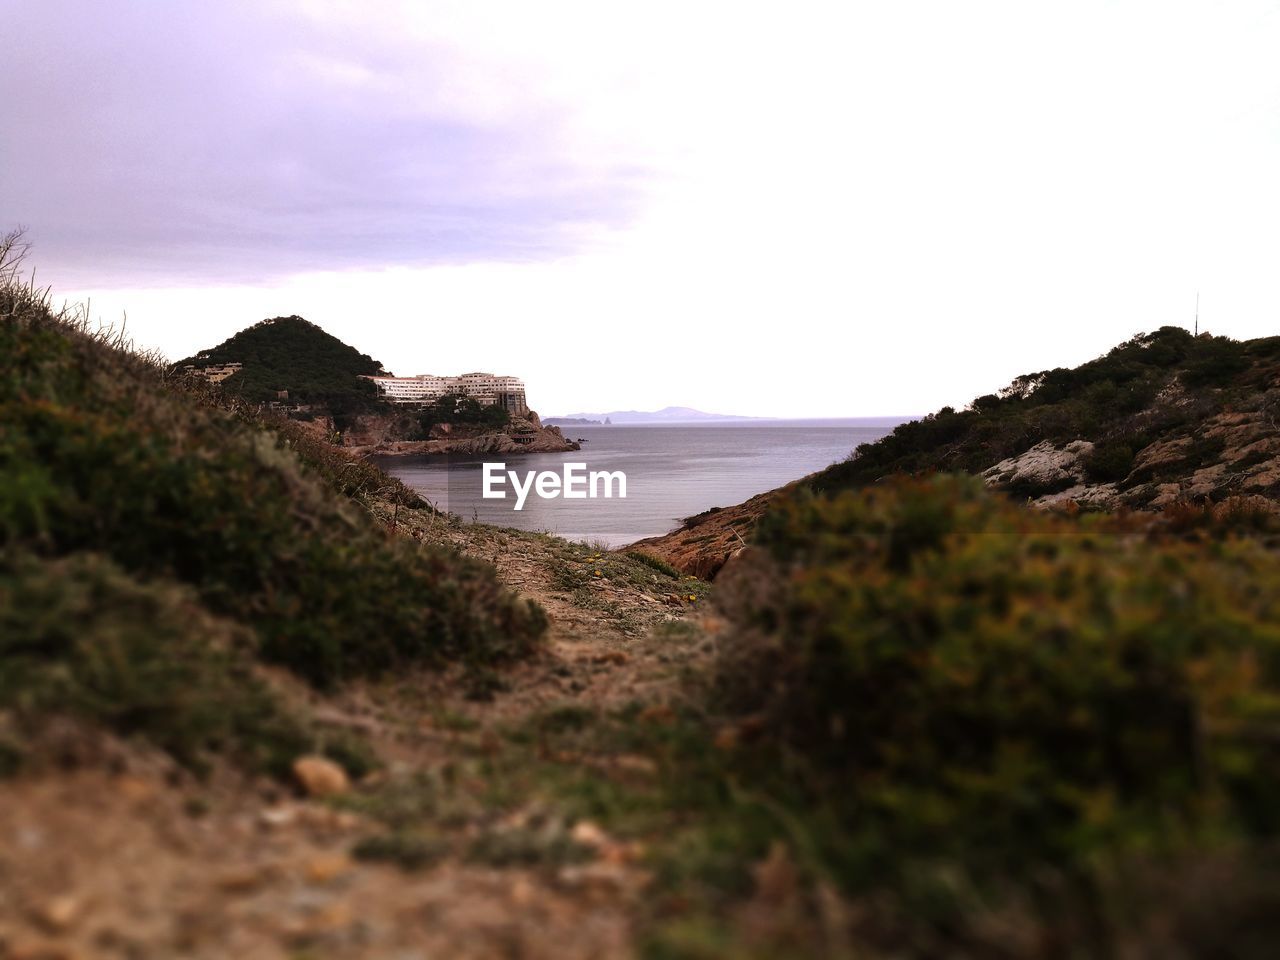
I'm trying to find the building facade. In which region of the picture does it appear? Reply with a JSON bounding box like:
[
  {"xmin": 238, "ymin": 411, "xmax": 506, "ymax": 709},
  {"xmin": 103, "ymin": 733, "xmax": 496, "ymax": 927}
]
[
  {"xmin": 364, "ymin": 372, "xmax": 529, "ymax": 415},
  {"xmin": 183, "ymin": 362, "xmax": 242, "ymax": 384}
]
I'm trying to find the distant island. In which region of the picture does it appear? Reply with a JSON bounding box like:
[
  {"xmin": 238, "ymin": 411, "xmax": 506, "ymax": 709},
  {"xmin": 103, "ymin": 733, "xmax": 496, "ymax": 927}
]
[
  {"xmin": 551, "ymin": 406, "xmax": 761, "ymax": 424},
  {"xmin": 543, "ymin": 417, "xmax": 603, "ymax": 426}
]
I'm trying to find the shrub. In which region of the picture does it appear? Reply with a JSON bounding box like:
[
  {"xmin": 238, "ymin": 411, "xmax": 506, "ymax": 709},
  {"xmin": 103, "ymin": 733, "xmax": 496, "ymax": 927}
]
[
  {"xmin": 0, "ymin": 552, "xmax": 346, "ymax": 776},
  {"xmin": 711, "ymin": 476, "xmax": 1280, "ymax": 923},
  {"xmin": 1083, "ymin": 440, "xmax": 1135, "ymax": 482}
]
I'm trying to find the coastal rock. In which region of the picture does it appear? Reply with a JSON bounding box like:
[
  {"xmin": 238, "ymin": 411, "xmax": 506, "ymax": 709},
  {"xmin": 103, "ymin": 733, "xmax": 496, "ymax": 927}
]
[
  {"xmin": 343, "ymin": 408, "xmax": 578, "ymax": 457},
  {"xmin": 1035, "ymin": 482, "xmax": 1118, "ymax": 507},
  {"xmin": 1130, "ymin": 437, "xmax": 1194, "ymax": 479},
  {"xmin": 627, "ymin": 488, "xmax": 782, "ymax": 579},
  {"xmin": 982, "ymin": 440, "xmax": 1093, "ymax": 492}
]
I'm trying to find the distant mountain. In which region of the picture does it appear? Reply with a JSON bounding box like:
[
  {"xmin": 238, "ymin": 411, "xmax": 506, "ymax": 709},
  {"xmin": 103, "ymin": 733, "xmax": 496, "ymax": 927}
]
[
  {"xmin": 553, "ymin": 406, "xmax": 761, "ymax": 424},
  {"xmin": 177, "ymin": 315, "xmax": 386, "ymax": 411}
]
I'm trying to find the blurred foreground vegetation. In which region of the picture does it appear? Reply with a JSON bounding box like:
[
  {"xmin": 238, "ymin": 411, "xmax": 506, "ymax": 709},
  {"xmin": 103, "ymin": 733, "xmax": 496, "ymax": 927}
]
[{"xmin": 626, "ymin": 475, "xmax": 1280, "ymax": 956}]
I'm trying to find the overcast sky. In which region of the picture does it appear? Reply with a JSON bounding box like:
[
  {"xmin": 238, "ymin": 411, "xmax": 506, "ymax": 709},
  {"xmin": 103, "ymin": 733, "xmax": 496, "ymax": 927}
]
[{"xmin": 4, "ymin": 1, "xmax": 1280, "ymax": 417}]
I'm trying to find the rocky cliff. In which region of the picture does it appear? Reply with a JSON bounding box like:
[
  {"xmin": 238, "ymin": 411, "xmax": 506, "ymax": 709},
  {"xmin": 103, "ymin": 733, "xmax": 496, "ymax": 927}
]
[
  {"xmin": 626, "ymin": 487, "xmax": 783, "ymax": 579},
  {"xmin": 340, "ymin": 408, "xmax": 578, "ymax": 456},
  {"xmin": 983, "ymin": 406, "xmax": 1280, "ymax": 511}
]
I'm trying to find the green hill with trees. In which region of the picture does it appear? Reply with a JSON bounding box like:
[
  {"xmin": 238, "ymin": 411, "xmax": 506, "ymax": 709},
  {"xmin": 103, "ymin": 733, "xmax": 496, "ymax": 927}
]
[{"xmin": 177, "ymin": 314, "xmax": 386, "ymax": 413}]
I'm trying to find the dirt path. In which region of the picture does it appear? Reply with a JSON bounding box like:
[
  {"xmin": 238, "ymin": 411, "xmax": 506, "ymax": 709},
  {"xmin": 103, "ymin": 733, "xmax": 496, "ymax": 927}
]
[{"xmin": 0, "ymin": 515, "xmax": 714, "ymax": 959}]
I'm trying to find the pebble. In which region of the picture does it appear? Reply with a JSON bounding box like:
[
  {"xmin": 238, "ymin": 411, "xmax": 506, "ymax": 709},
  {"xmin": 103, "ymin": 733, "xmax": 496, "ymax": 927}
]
[
  {"xmin": 569, "ymin": 821, "xmax": 607, "ymax": 849},
  {"xmin": 292, "ymin": 756, "xmax": 351, "ymax": 797},
  {"xmin": 30, "ymin": 895, "xmax": 81, "ymax": 934},
  {"xmin": 259, "ymin": 805, "xmax": 299, "ymax": 829}
]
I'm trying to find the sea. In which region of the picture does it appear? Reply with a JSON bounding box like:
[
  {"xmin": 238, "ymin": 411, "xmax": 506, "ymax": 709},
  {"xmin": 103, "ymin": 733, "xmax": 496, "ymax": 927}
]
[{"xmin": 374, "ymin": 419, "xmax": 906, "ymax": 548}]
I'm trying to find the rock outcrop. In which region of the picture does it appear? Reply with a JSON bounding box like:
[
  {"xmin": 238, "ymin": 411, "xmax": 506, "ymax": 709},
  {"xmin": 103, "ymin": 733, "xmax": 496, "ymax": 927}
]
[
  {"xmin": 626, "ymin": 488, "xmax": 784, "ymax": 579},
  {"xmin": 980, "ymin": 410, "xmax": 1280, "ymax": 512},
  {"xmin": 982, "ymin": 440, "xmax": 1094, "ymax": 492},
  {"xmin": 341, "ymin": 409, "xmax": 578, "ymax": 456}
]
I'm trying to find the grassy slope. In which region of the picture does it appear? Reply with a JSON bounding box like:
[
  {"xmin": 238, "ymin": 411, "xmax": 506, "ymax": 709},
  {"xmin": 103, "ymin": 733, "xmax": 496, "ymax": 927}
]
[{"xmin": 0, "ymin": 262, "xmax": 545, "ymax": 776}]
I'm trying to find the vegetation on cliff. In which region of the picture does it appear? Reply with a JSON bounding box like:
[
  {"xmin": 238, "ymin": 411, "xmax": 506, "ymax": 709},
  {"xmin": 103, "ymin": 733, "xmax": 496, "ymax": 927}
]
[
  {"xmin": 815, "ymin": 326, "xmax": 1280, "ymax": 501},
  {"xmin": 418, "ymin": 393, "xmax": 511, "ymax": 431},
  {"xmin": 0, "ymin": 242, "xmax": 545, "ymax": 775},
  {"xmin": 176, "ymin": 314, "xmax": 385, "ymax": 413}
]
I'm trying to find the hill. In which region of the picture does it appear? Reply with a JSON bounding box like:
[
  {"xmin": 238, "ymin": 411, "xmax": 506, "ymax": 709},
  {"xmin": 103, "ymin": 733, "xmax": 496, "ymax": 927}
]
[
  {"xmin": 177, "ymin": 314, "xmax": 386, "ymax": 413},
  {"xmin": 633, "ymin": 326, "xmax": 1280, "ymax": 576},
  {"xmin": 1, "ymin": 246, "xmax": 544, "ymax": 777},
  {"xmin": 813, "ymin": 325, "xmax": 1280, "ymax": 506}
]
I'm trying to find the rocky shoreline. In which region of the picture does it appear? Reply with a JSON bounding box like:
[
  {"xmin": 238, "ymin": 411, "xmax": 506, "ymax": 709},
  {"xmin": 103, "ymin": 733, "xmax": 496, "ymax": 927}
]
[
  {"xmin": 297, "ymin": 408, "xmax": 581, "ymax": 457},
  {"xmin": 349, "ymin": 428, "xmax": 580, "ymax": 457}
]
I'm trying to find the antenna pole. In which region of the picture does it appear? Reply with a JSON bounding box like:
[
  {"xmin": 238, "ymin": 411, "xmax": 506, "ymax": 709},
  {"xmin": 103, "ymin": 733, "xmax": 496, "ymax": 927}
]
[{"xmin": 1194, "ymin": 291, "xmax": 1199, "ymax": 336}]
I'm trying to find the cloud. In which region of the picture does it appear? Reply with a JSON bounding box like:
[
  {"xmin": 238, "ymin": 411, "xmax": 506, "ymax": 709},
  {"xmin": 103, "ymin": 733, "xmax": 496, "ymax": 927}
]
[{"xmin": 0, "ymin": 0, "xmax": 648, "ymax": 284}]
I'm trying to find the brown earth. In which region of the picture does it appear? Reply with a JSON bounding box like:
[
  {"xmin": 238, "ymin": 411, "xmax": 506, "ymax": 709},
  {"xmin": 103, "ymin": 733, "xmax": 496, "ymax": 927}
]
[
  {"xmin": 0, "ymin": 506, "xmax": 714, "ymax": 959},
  {"xmin": 625, "ymin": 486, "xmax": 786, "ymax": 579}
]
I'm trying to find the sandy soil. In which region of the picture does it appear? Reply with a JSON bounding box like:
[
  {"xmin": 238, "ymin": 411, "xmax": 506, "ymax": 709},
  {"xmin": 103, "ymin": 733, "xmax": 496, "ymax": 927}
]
[{"xmin": 0, "ymin": 511, "xmax": 715, "ymax": 960}]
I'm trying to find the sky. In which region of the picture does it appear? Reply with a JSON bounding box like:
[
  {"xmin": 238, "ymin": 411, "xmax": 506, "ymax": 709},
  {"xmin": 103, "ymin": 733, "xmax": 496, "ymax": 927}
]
[{"xmin": 3, "ymin": 0, "xmax": 1280, "ymax": 418}]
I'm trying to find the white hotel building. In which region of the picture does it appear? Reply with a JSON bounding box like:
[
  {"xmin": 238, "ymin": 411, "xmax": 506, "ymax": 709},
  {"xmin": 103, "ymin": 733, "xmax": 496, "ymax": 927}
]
[{"xmin": 364, "ymin": 372, "xmax": 529, "ymax": 415}]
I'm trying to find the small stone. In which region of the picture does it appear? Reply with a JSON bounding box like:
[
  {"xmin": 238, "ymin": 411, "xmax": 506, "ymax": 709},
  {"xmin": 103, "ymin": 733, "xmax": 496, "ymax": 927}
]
[
  {"xmin": 259, "ymin": 805, "xmax": 299, "ymax": 828},
  {"xmin": 292, "ymin": 756, "xmax": 350, "ymax": 797},
  {"xmin": 570, "ymin": 820, "xmax": 608, "ymax": 849},
  {"xmin": 30, "ymin": 895, "xmax": 81, "ymax": 933}
]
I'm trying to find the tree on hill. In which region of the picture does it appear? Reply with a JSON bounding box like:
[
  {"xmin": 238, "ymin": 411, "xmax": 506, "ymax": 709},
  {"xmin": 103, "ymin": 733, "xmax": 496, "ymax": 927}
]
[{"xmin": 177, "ymin": 315, "xmax": 386, "ymax": 413}]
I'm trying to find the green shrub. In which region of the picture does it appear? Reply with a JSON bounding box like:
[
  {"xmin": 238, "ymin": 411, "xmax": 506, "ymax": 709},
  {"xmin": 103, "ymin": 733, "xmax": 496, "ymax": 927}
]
[
  {"xmin": 628, "ymin": 550, "xmax": 683, "ymax": 579},
  {"xmin": 0, "ymin": 552, "xmax": 337, "ymax": 776},
  {"xmin": 418, "ymin": 393, "xmax": 511, "ymax": 431},
  {"xmin": 712, "ymin": 476, "xmax": 1280, "ymax": 911},
  {"xmin": 1083, "ymin": 440, "xmax": 1135, "ymax": 482}
]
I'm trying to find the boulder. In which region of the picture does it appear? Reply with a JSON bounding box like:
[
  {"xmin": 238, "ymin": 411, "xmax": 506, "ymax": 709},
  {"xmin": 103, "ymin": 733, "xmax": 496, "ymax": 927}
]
[{"xmin": 982, "ymin": 440, "xmax": 1094, "ymax": 492}]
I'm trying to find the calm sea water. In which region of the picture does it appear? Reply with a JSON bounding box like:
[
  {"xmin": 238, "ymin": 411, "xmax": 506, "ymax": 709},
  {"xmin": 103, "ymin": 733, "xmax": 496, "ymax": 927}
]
[{"xmin": 375, "ymin": 419, "xmax": 904, "ymax": 548}]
